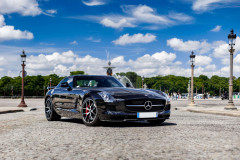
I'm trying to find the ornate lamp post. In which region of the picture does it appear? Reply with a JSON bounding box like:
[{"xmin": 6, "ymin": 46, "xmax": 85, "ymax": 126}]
[
  {"xmin": 225, "ymin": 29, "xmax": 237, "ymax": 110},
  {"xmin": 103, "ymin": 61, "xmax": 115, "ymax": 76},
  {"xmin": 11, "ymin": 86, "xmax": 13, "ymax": 97},
  {"xmin": 43, "ymin": 86, "xmax": 46, "ymax": 96},
  {"xmin": 18, "ymin": 50, "xmax": 28, "ymax": 107},
  {"xmin": 188, "ymin": 78, "xmax": 190, "ymax": 100},
  {"xmin": 189, "ymin": 51, "xmax": 196, "ymax": 106}
]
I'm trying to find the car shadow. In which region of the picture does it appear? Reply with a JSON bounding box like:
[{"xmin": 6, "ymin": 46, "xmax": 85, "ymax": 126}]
[
  {"xmin": 60, "ymin": 118, "xmax": 177, "ymax": 127},
  {"xmin": 99, "ymin": 121, "xmax": 177, "ymax": 128},
  {"xmin": 60, "ymin": 118, "xmax": 84, "ymax": 124}
]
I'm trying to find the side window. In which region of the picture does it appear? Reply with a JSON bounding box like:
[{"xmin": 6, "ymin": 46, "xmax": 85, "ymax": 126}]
[
  {"xmin": 56, "ymin": 78, "xmax": 67, "ymax": 88},
  {"xmin": 67, "ymin": 78, "xmax": 73, "ymax": 87},
  {"xmin": 57, "ymin": 77, "xmax": 73, "ymax": 88}
]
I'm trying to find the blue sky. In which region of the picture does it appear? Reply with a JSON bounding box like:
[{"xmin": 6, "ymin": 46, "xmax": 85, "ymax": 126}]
[{"xmin": 0, "ymin": 0, "xmax": 240, "ymax": 77}]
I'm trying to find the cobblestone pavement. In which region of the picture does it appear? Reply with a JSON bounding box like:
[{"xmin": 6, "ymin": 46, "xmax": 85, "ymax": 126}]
[{"xmin": 0, "ymin": 99, "xmax": 240, "ymax": 160}]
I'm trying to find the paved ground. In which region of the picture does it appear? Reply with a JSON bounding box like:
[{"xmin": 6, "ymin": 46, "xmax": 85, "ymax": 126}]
[{"xmin": 0, "ymin": 99, "xmax": 240, "ymax": 160}]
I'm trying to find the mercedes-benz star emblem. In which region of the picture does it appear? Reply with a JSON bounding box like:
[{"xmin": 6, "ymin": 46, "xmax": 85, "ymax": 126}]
[{"xmin": 144, "ymin": 101, "xmax": 152, "ymax": 110}]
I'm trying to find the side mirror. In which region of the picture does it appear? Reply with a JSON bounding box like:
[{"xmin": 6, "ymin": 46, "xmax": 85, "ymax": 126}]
[
  {"xmin": 60, "ymin": 82, "xmax": 69, "ymax": 88},
  {"xmin": 126, "ymin": 83, "xmax": 131, "ymax": 88}
]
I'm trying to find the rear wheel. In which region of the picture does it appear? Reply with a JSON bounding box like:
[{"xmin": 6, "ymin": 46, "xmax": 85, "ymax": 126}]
[
  {"xmin": 148, "ymin": 119, "xmax": 165, "ymax": 125},
  {"xmin": 82, "ymin": 97, "xmax": 99, "ymax": 126},
  {"xmin": 45, "ymin": 97, "xmax": 61, "ymax": 121}
]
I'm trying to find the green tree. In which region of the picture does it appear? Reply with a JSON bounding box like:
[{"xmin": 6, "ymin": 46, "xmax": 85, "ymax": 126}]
[{"xmin": 70, "ymin": 71, "xmax": 85, "ymax": 75}]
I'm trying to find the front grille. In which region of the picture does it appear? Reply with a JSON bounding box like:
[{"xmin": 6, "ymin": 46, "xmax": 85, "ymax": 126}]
[{"xmin": 125, "ymin": 99, "xmax": 165, "ymax": 112}]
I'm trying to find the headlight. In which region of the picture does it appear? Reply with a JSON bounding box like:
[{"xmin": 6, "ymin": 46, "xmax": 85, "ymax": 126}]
[
  {"xmin": 162, "ymin": 92, "xmax": 171, "ymax": 105},
  {"xmin": 97, "ymin": 91, "xmax": 115, "ymax": 102},
  {"xmin": 166, "ymin": 98, "xmax": 171, "ymax": 105}
]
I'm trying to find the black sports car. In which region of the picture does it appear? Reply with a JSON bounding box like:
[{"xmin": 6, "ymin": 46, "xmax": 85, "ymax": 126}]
[{"xmin": 45, "ymin": 75, "xmax": 171, "ymax": 126}]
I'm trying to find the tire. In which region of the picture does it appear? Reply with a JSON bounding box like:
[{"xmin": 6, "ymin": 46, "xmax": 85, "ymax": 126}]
[
  {"xmin": 81, "ymin": 97, "xmax": 100, "ymax": 126},
  {"xmin": 148, "ymin": 119, "xmax": 166, "ymax": 125},
  {"xmin": 45, "ymin": 97, "xmax": 61, "ymax": 121}
]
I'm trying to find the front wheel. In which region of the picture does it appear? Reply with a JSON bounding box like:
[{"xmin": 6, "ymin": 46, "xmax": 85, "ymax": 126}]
[
  {"xmin": 148, "ymin": 119, "xmax": 166, "ymax": 125},
  {"xmin": 81, "ymin": 97, "xmax": 100, "ymax": 126},
  {"xmin": 45, "ymin": 97, "xmax": 61, "ymax": 121}
]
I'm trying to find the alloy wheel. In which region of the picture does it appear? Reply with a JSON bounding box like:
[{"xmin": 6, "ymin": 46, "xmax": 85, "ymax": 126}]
[
  {"xmin": 45, "ymin": 98, "xmax": 52, "ymax": 119},
  {"xmin": 82, "ymin": 99, "xmax": 97, "ymax": 123}
]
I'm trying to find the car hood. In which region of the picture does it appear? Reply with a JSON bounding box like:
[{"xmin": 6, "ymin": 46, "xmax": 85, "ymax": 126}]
[{"xmin": 94, "ymin": 87, "xmax": 167, "ymax": 100}]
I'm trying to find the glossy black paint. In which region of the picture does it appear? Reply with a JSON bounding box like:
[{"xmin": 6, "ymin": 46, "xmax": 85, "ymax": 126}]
[{"xmin": 45, "ymin": 75, "xmax": 171, "ymax": 122}]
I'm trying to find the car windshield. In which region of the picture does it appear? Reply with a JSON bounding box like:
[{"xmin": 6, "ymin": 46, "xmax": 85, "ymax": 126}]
[{"xmin": 75, "ymin": 76, "xmax": 125, "ymax": 88}]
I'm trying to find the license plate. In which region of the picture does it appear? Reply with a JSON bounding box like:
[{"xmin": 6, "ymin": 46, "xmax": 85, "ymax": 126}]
[{"xmin": 137, "ymin": 112, "xmax": 158, "ymax": 118}]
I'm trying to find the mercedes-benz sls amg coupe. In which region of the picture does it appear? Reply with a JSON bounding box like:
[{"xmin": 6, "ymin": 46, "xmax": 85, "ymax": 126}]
[{"xmin": 45, "ymin": 75, "xmax": 171, "ymax": 126}]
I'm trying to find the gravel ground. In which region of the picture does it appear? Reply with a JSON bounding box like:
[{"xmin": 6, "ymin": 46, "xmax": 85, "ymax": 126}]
[{"xmin": 0, "ymin": 99, "xmax": 240, "ymax": 160}]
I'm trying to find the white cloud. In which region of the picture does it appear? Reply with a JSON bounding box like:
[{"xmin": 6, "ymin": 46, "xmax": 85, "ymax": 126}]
[
  {"xmin": 0, "ymin": 56, "xmax": 7, "ymax": 66},
  {"xmin": 100, "ymin": 18, "xmax": 135, "ymax": 29},
  {"xmin": 129, "ymin": 5, "xmax": 172, "ymax": 25},
  {"xmin": 0, "ymin": 50, "xmax": 182, "ymax": 77},
  {"xmin": 168, "ymin": 12, "xmax": 193, "ymax": 22},
  {"xmin": 213, "ymin": 43, "xmax": 228, "ymax": 58},
  {"xmin": 167, "ymin": 38, "xmax": 200, "ymax": 52},
  {"xmin": 70, "ymin": 41, "xmax": 78, "ymax": 45},
  {"xmin": 80, "ymin": 4, "xmax": 193, "ymax": 29},
  {"xmin": 234, "ymin": 54, "xmax": 240, "ymax": 65},
  {"xmin": 211, "ymin": 25, "xmax": 221, "ymax": 32},
  {"xmin": 205, "ymin": 64, "xmax": 216, "ymax": 71},
  {"xmin": 166, "ymin": 36, "xmax": 240, "ymax": 78},
  {"xmin": 0, "ymin": 0, "xmax": 42, "ymax": 16},
  {"xmin": 86, "ymin": 36, "xmax": 101, "ymax": 43},
  {"xmin": 167, "ymin": 38, "xmax": 211, "ymax": 54},
  {"xmin": 0, "ymin": 0, "xmax": 58, "ymax": 42},
  {"xmin": 111, "ymin": 56, "xmax": 127, "ymax": 66},
  {"xmin": 43, "ymin": 9, "xmax": 57, "ymax": 16},
  {"xmin": 219, "ymin": 64, "xmax": 240, "ymax": 77},
  {"xmin": 195, "ymin": 55, "xmax": 212, "ymax": 66},
  {"xmin": 213, "ymin": 37, "xmax": 240, "ymax": 58},
  {"xmin": 46, "ymin": 9, "xmax": 57, "ymax": 14},
  {"xmin": 0, "ymin": 15, "xmax": 5, "ymax": 26},
  {"xmin": 0, "ymin": 48, "xmax": 238, "ymax": 78},
  {"xmin": 191, "ymin": 0, "xmax": 240, "ymax": 12},
  {"xmin": 192, "ymin": 0, "xmax": 228, "ymax": 12},
  {"xmin": 0, "ymin": 0, "xmax": 57, "ymax": 17},
  {"xmin": 152, "ymin": 51, "xmax": 177, "ymax": 63},
  {"xmin": 40, "ymin": 42, "xmax": 55, "ymax": 46},
  {"xmin": 82, "ymin": 0, "xmax": 106, "ymax": 6},
  {"xmin": 167, "ymin": 37, "xmax": 233, "ymax": 55},
  {"xmin": 221, "ymin": 58, "xmax": 229, "ymax": 65},
  {"xmin": 0, "ymin": 15, "xmax": 34, "ymax": 41},
  {"xmin": 113, "ymin": 33, "xmax": 156, "ymax": 45}
]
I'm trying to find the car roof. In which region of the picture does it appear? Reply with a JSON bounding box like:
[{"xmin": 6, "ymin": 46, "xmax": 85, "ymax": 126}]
[{"xmin": 68, "ymin": 75, "xmax": 110, "ymax": 78}]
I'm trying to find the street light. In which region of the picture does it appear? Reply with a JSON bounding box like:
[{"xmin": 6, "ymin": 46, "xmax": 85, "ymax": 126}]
[
  {"xmin": 18, "ymin": 50, "xmax": 28, "ymax": 107},
  {"xmin": 11, "ymin": 86, "xmax": 13, "ymax": 97},
  {"xmin": 43, "ymin": 86, "xmax": 46, "ymax": 96},
  {"xmin": 142, "ymin": 76, "xmax": 144, "ymax": 88},
  {"xmin": 225, "ymin": 29, "xmax": 237, "ymax": 110},
  {"xmin": 188, "ymin": 78, "xmax": 190, "ymax": 100},
  {"xmin": 189, "ymin": 51, "xmax": 196, "ymax": 106}
]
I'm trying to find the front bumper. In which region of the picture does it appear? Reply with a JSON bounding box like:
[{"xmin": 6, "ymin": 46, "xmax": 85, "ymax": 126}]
[
  {"xmin": 95, "ymin": 99, "xmax": 171, "ymax": 122},
  {"xmin": 100, "ymin": 110, "xmax": 170, "ymax": 122}
]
